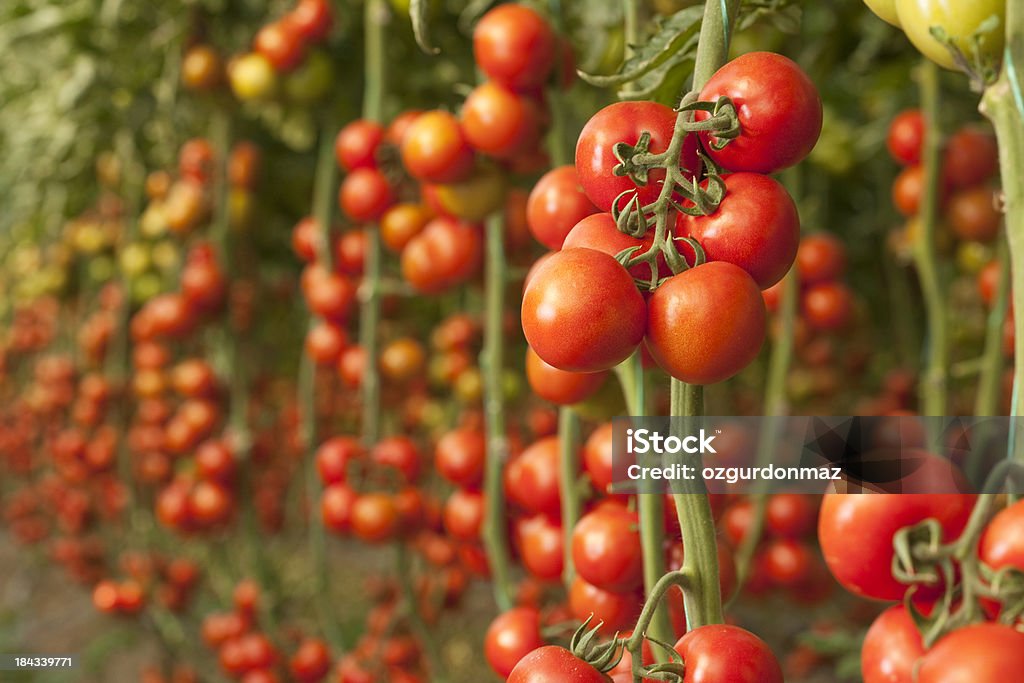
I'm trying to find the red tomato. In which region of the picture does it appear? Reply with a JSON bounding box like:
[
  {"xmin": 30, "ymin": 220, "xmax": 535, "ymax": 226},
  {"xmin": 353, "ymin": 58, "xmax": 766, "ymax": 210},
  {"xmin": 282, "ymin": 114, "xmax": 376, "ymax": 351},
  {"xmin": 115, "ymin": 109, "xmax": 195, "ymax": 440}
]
[
  {"xmin": 304, "ymin": 321, "xmax": 347, "ymax": 365},
  {"xmin": 672, "ymin": 624, "xmax": 783, "ymax": 683},
  {"xmin": 977, "ymin": 259, "xmax": 1002, "ymax": 308},
  {"xmin": 381, "ymin": 203, "xmax": 432, "ymax": 253},
  {"xmin": 947, "ymin": 186, "xmax": 1001, "ymax": 243},
  {"xmin": 802, "ymin": 281, "xmax": 854, "ymax": 331},
  {"xmin": 525, "ymin": 166, "xmax": 599, "ymax": 250},
  {"xmin": 887, "ymin": 109, "xmax": 924, "ymax": 166},
  {"xmin": 435, "ymin": 427, "xmax": 486, "ymax": 489},
  {"xmin": 918, "ymin": 623, "xmax": 1024, "ymax": 683},
  {"xmin": 321, "ymin": 483, "xmax": 357, "ymax": 533},
  {"xmin": 288, "ymin": 0, "xmax": 333, "ymax": 43},
  {"xmin": 515, "ymin": 514, "xmax": 564, "ymax": 581},
  {"xmin": 676, "ymin": 173, "xmax": 800, "ymax": 289},
  {"xmin": 484, "ymin": 607, "xmax": 544, "ymax": 677},
  {"xmin": 582, "ymin": 422, "xmax": 621, "ymax": 495},
  {"xmin": 351, "ymin": 493, "xmax": 398, "ymax": 543},
  {"xmin": 575, "ymin": 101, "xmax": 699, "ymax": 212},
  {"xmin": 461, "ymin": 82, "xmax": 540, "ymax": 158},
  {"xmin": 401, "ymin": 217, "xmax": 482, "ymax": 293},
  {"xmin": 387, "ymin": 109, "xmax": 424, "ymax": 146},
  {"xmin": 645, "ymin": 262, "xmax": 766, "ymax": 385},
  {"xmin": 761, "ymin": 538, "xmax": 814, "ymax": 586},
  {"xmin": 289, "ymin": 638, "xmax": 331, "ymax": 683},
  {"xmin": 507, "ymin": 645, "xmax": 612, "ymax": 683},
  {"xmin": 892, "ymin": 165, "xmax": 925, "ymax": 217},
  {"xmin": 818, "ymin": 493, "xmax": 975, "ymax": 601},
  {"xmin": 521, "ymin": 248, "xmax": 647, "ymax": 373},
  {"xmin": 525, "ymin": 347, "xmax": 607, "ymax": 406},
  {"xmin": 315, "ymin": 436, "xmax": 362, "ymax": 485},
  {"xmin": 860, "ymin": 605, "xmax": 924, "ymax": 683},
  {"xmin": 765, "ymin": 494, "xmax": 818, "ymax": 538},
  {"xmin": 568, "ymin": 577, "xmax": 641, "ymax": 632},
  {"xmin": 400, "ymin": 110, "xmax": 475, "ymax": 184},
  {"xmin": 571, "ymin": 502, "xmax": 643, "ymax": 593},
  {"xmin": 338, "ymin": 168, "xmax": 395, "ymax": 222},
  {"xmin": 179, "ymin": 138, "xmax": 216, "ymax": 184},
  {"xmin": 796, "ymin": 234, "xmax": 846, "ymax": 286},
  {"xmin": 442, "ymin": 489, "xmax": 484, "ymax": 541},
  {"xmin": 301, "ymin": 264, "xmax": 357, "ymax": 323},
  {"xmin": 979, "ymin": 499, "xmax": 1024, "ymax": 572},
  {"xmin": 335, "ymin": 120, "xmax": 384, "ymax": 171},
  {"xmin": 505, "ymin": 436, "xmax": 561, "ymax": 517},
  {"xmin": 562, "ymin": 212, "xmax": 665, "ymax": 281},
  {"xmin": 253, "ymin": 20, "xmax": 306, "ymax": 72},
  {"xmin": 371, "ymin": 436, "xmax": 422, "ymax": 482},
  {"xmin": 943, "ymin": 126, "xmax": 998, "ymax": 189},
  {"xmin": 696, "ymin": 52, "xmax": 822, "ymax": 174},
  {"xmin": 473, "ymin": 5, "xmax": 556, "ymax": 92}
]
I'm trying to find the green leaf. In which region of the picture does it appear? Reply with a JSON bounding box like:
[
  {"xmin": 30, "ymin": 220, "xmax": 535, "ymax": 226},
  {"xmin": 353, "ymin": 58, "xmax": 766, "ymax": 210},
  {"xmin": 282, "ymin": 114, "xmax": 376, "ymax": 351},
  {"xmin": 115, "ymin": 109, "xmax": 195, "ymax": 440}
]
[{"xmin": 577, "ymin": 5, "xmax": 703, "ymax": 89}]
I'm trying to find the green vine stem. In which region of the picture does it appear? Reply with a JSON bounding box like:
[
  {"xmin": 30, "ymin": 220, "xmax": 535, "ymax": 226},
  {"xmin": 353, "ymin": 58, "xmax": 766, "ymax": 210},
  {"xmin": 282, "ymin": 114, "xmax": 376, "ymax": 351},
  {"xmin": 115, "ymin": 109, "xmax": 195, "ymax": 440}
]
[
  {"xmin": 558, "ymin": 406, "xmax": 582, "ymax": 587},
  {"xmin": 981, "ymin": 2, "xmax": 1024, "ymax": 465},
  {"xmin": 481, "ymin": 212, "xmax": 514, "ymax": 611},
  {"xmin": 975, "ymin": 237, "xmax": 1010, "ymax": 416},
  {"xmin": 914, "ymin": 58, "xmax": 949, "ymax": 417},
  {"xmin": 615, "ymin": 352, "xmax": 673, "ymax": 650}
]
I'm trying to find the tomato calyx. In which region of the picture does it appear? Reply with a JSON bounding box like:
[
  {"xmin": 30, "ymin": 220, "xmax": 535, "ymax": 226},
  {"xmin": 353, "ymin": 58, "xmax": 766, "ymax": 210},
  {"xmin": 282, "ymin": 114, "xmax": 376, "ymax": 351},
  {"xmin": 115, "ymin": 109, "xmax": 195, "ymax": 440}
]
[
  {"xmin": 570, "ymin": 615, "xmax": 625, "ymax": 672},
  {"xmin": 927, "ymin": 22, "xmax": 1002, "ymax": 89}
]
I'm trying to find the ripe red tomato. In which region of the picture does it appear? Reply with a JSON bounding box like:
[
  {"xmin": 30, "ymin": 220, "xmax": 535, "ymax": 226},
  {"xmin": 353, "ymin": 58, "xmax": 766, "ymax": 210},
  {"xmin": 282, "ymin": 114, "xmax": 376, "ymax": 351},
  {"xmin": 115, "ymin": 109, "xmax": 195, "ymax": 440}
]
[
  {"xmin": 860, "ymin": 605, "xmax": 924, "ymax": 683},
  {"xmin": 507, "ymin": 645, "xmax": 612, "ymax": 683},
  {"xmin": 582, "ymin": 422, "xmax": 624, "ymax": 495},
  {"xmin": 562, "ymin": 213, "xmax": 665, "ymax": 281},
  {"xmin": 892, "ymin": 165, "xmax": 927, "ymax": 217},
  {"xmin": 818, "ymin": 493, "xmax": 975, "ymax": 601},
  {"xmin": 696, "ymin": 52, "xmax": 822, "ymax": 174},
  {"xmin": 801, "ymin": 281, "xmax": 854, "ymax": 331},
  {"xmin": 442, "ymin": 489, "xmax": 485, "ymax": 541},
  {"xmin": 521, "ymin": 248, "xmax": 647, "ymax": 373},
  {"xmin": 435, "ymin": 427, "xmax": 486, "ymax": 489},
  {"xmin": 351, "ymin": 493, "xmax": 398, "ymax": 543},
  {"xmin": 672, "ymin": 624, "xmax": 782, "ymax": 683},
  {"xmin": 315, "ymin": 436, "xmax": 362, "ymax": 485},
  {"xmin": 796, "ymin": 234, "xmax": 846, "ymax": 286},
  {"xmin": 505, "ymin": 436, "xmax": 561, "ymax": 517},
  {"xmin": 979, "ymin": 499, "xmax": 1024, "ymax": 572},
  {"xmin": 943, "ymin": 126, "xmax": 998, "ymax": 189},
  {"xmin": 571, "ymin": 502, "xmax": 643, "ymax": 593},
  {"xmin": 288, "ymin": 0, "xmax": 333, "ymax": 43},
  {"xmin": 289, "ymin": 638, "xmax": 331, "ymax": 683},
  {"xmin": 887, "ymin": 109, "xmax": 924, "ymax": 166},
  {"xmin": 301, "ymin": 265, "xmax": 357, "ymax": 323},
  {"xmin": 575, "ymin": 101, "xmax": 699, "ymax": 212},
  {"xmin": 473, "ymin": 5, "xmax": 556, "ymax": 92},
  {"xmin": 515, "ymin": 514, "xmax": 564, "ymax": 581},
  {"xmin": 381, "ymin": 203, "xmax": 432, "ymax": 253},
  {"xmin": 525, "ymin": 347, "xmax": 607, "ymax": 406},
  {"xmin": 484, "ymin": 607, "xmax": 544, "ymax": 677},
  {"xmin": 400, "ymin": 110, "xmax": 475, "ymax": 184},
  {"xmin": 371, "ymin": 436, "xmax": 422, "ymax": 482},
  {"xmin": 765, "ymin": 494, "xmax": 817, "ymax": 538},
  {"xmin": 645, "ymin": 261, "xmax": 766, "ymax": 385},
  {"xmin": 568, "ymin": 576, "xmax": 641, "ymax": 632},
  {"xmin": 525, "ymin": 166, "xmax": 599, "ymax": 250},
  {"xmin": 182, "ymin": 45, "xmax": 223, "ymax": 91},
  {"xmin": 254, "ymin": 20, "xmax": 306, "ymax": 72},
  {"xmin": 676, "ymin": 173, "xmax": 800, "ymax": 289},
  {"xmin": 304, "ymin": 321, "xmax": 347, "ymax": 365},
  {"xmin": 917, "ymin": 623, "xmax": 1024, "ymax": 683},
  {"xmin": 179, "ymin": 138, "xmax": 216, "ymax": 184},
  {"xmin": 461, "ymin": 82, "xmax": 540, "ymax": 158},
  {"xmin": 761, "ymin": 538, "xmax": 814, "ymax": 586},
  {"xmin": 977, "ymin": 259, "xmax": 1002, "ymax": 308},
  {"xmin": 335, "ymin": 120, "xmax": 384, "ymax": 171},
  {"xmin": 321, "ymin": 483, "xmax": 357, "ymax": 533},
  {"xmin": 400, "ymin": 217, "xmax": 482, "ymax": 293},
  {"xmin": 947, "ymin": 186, "xmax": 1001, "ymax": 243},
  {"xmin": 339, "ymin": 168, "xmax": 395, "ymax": 222}
]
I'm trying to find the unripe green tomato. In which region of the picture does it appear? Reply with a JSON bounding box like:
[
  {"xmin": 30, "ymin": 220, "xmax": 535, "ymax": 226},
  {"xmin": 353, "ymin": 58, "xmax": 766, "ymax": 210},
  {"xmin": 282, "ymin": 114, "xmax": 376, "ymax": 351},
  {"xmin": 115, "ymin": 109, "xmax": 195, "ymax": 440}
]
[
  {"xmin": 131, "ymin": 272, "xmax": 163, "ymax": 304},
  {"xmin": 119, "ymin": 242, "xmax": 151, "ymax": 277},
  {"xmin": 229, "ymin": 52, "xmax": 279, "ymax": 101},
  {"xmin": 87, "ymin": 255, "xmax": 115, "ymax": 284},
  {"xmin": 284, "ymin": 50, "xmax": 333, "ymax": 104},
  {"xmin": 502, "ymin": 369, "xmax": 522, "ymax": 402},
  {"xmin": 571, "ymin": 375, "xmax": 626, "ymax": 421},
  {"xmin": 895, "ymin": 0, "xmax": 1005, "ymax": 71},
  {"xmin": 229, "ymin": 189, "xmax": 256, "ymax": 231},
  {"xmin": 433, "ymin": 167, "xmax": 507, "ymax": 222},
  {"xmin": 71, "ymin": 222, "xmax": 108, "ymax": 254},
  {"xmin": 455, "ymin": 367, "xmax": 484, "ymax": 403},
  {"xmin": 139, "ymin": 203, "xmax": 170, "ymax": 238},
  {"xmin": 150, "ymin": 240, "xmax": 180, "ymax": 273},
  {"xmin": 956, "ymin": 240, "xmax": 993, "ymax": 274},
  {"xmin": 419, "ymin": 399, "xmax": 446, "ymax": 430},
  {"xmin": 863, "ymin": 0, "xmax": 901, "ymax": 26}
]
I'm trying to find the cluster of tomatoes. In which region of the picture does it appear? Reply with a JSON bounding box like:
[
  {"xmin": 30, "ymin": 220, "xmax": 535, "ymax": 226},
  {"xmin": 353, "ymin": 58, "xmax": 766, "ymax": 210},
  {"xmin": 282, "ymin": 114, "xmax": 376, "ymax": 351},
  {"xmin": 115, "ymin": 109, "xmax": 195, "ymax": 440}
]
[
  {"xmin": 93, "ymin": 551, "xmax": 201, "ymax": 616},
  {"xmin": 523, "ymin": 51, "xmax": 822, "ymax": 388}
]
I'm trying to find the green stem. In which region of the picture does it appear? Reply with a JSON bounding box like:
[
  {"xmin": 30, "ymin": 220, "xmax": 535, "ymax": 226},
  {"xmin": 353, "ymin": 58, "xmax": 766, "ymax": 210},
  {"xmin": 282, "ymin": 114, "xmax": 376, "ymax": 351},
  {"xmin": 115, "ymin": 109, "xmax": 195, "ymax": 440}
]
[
  {"xmin": 981, "ymin": 5, "xmax": 1024, "ymax": 467},
  {"xmin": 395, "ymin": 544, "xmax": 447, "ymax": 683},
  {"xmin": 976, "ymin": 238, "xmax": 1010, "ymax": 416},
  {"xmin": 558, "ymin": 407, "xmax": 582, "ymax": 587},
  {"xmin": 915, "ymin": 59, "xmax": 948, "ymax": 417},
  {"xmin": 481, "ymin": 213, "xmax": 514, "ymax": 611}
]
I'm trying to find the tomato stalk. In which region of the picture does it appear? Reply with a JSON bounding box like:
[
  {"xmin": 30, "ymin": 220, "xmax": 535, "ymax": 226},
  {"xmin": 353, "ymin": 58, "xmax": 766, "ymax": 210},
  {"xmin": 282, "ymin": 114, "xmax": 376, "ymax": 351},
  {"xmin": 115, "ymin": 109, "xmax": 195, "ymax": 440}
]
[
  {"xmin": 975, "ymin": 238, "xmax": 1010, "ymax": 416},
  {"xmin": 481, "ymin": 212, "xmax": 514, "ymax": 611},
  {"xmin": 914, "ymin": 59, "xmax": 949, "ymax": 418},
  {"xmin": 557, "ymin": 406, "xmax": 581, "ymax": 587},
  {"xmin": 981, "ymin": 2, "xmax": 1024, "ymax": 464}
]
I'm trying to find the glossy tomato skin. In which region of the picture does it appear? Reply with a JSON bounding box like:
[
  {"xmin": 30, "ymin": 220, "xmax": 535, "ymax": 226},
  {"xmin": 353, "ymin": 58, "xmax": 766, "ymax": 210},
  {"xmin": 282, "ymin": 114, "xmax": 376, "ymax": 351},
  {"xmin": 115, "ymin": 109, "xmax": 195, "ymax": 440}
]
[
  {"xmin": 672, "ymin": 624, "xmax": 783, "ymax": 683},
  {"xmin": 401, "ymin": 217, "xmax": 482, "ymax": 293},
  {"xmin": 696, "ymin": 52, "xmax": 822, "ymax": 174},
  {"xmin": 860, "ymin": 605, "xmax": 923, "ymax": 683},
  {"xmin": 979, "ymin": 499, "xmax": 1024, "ymax": 572},
  {"xmin": 887, "ymin": 109, "xmax": 924, "ymax": 165},
  {"xmin": 507, "ymin": 645, "xmax": 612, "ymax": 683},
  {"xmin": 943, "ymin": 127, "xmax": 999, "ymax": 189},
  {"xmin": 400, "ymin": 111, "xmax": 475, "ymax": 184},
  {"xmin": 339, "ymin": 168, "xmax": 395, "ymax": 222},
  {"xmin": 515, "ymin": 514, "xmax": 564, "ymax": 581},
  {"xmin": 568, "ymin": 577, "xmax": 641, "ymax": 633},
  {"xmin": 435, "ymin": 427, "xmax": 486, "ymax": 489},
  {"xmin": 917, "ymin": 623, "xmax": 1024, "ymax": 683},
  {"xmin": 525, "ymin": 166, "xmax": 599, "ymax": 250},
  {"xmin": 522, "ymin": 248, "xmax": 646, "ymax": 373},
  {"xmin": 645, "ymin": 262, "xmax": 766, "ymax": 385},
  {"xmin": 676, "ymin": 173, "xmax": 799, "ymax": 289},
  {"xmin": 505, "ymin": 436, "xmax": 561, "ymax": 517},
  {"xmin": 461, "ymin": 82, "xmax": 540, "ymax": 158},
  {"xmin": 473, "ymin": 5, "xmax": 556, "ymax": 92},
  {"xmin": 571, "ymin": 502, "xmax": 643, "ymax": 593},
  {"xmin": 796, "ymin": 233, "xmax": 846, "ymax": 286},
  {"xmin": 895, "ymin": 0, "xmax": 1005, "ymax": 71},
  {"xmin": 575, "ymin": 101, "xmax": 699, "ymax": 212},
  {"xmin": 948, "ymin": 187, "xmax": 1000, "ymax": 243},
  {"xmin": 484, "ymin": 607, "xmax": 544, "ymax": 678},
  {"xmin": 525, "ymin": 347, "xmax": 607, "ymax": 406},
  {"xmin": 802, "ymin": 281, "xmax": 854, "ymax": 331},
  {"xmin": 563, "ymin": 213, "xmax": 666, "ymax": 281},
  {"xmin": 818, "ymin": 493, "xmax": 975, "ymax": 601},
  {"xmin": 335, "ymin": 120, "xmax": 384, "ymax": 171},
  {"xmin": 253, "ymin": 20, "xmax": 306, "ymax": 72}
]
